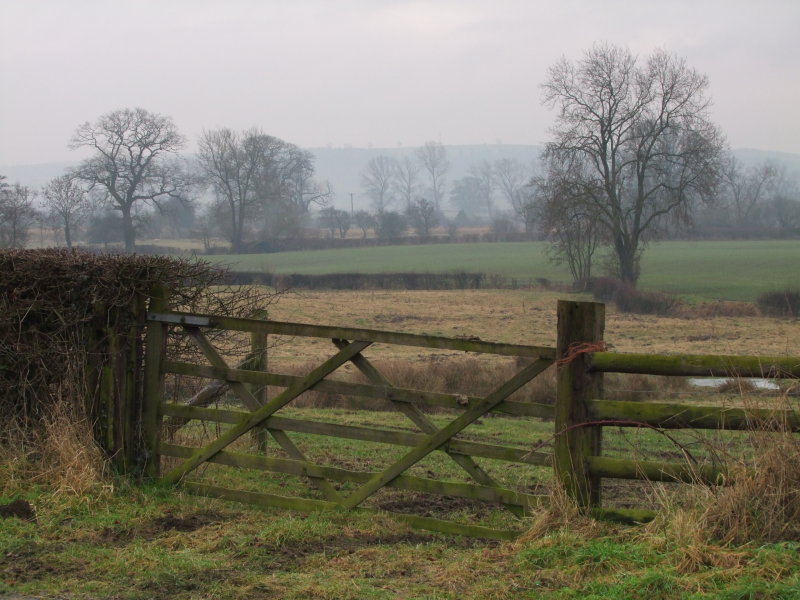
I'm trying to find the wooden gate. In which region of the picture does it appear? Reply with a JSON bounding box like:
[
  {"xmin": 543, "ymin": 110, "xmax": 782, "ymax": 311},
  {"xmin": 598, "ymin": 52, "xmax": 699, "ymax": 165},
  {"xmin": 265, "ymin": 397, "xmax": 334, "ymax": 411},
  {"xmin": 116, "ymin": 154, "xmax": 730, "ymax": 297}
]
[
  {"xmin": 140, "ymin": 297, "xmax": 799, "ymax": 538},
  {"xmin": 143, "ymin": 295, "xmax": 559, "ymax": 540}
]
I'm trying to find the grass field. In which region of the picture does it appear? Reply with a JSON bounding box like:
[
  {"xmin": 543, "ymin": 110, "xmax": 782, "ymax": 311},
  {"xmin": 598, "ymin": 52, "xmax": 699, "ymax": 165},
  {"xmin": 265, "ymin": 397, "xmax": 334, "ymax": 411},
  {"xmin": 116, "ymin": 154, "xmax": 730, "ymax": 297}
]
[{"xmin": 205, "ymin": 240, "xmax": 800, "ymax": 302}]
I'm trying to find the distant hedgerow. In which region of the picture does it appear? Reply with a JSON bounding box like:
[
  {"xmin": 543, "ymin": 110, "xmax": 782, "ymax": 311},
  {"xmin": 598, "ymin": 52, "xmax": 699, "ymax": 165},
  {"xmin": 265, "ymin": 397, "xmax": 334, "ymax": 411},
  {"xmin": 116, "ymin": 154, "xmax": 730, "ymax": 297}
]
[{"xmin": 756, "ymin": 288, "xmax": 800, "ymax": 318}]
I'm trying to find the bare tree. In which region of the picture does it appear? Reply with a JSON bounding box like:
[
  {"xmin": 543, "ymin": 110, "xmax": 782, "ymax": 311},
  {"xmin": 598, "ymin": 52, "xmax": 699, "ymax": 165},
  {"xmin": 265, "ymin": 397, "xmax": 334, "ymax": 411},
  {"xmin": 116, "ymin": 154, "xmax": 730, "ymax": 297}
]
[
  {"xmin": 542, "ymin": 43, "xmax": 724, "ymax": 284},
  {"xmin": 199, "ymin": 128, "xmax": 316, "ymax": 250},
  {"xmin": 319, "ymin": 207, "xmax": 351, "ymax": 239},
  {"xmin": 719, "ymin": 155, "xmax": 778, "ymax": 227},
  {"xmin": 283, "ymin": 147, "xmax": 332, "ymax": 214},
  {"xmin": 0, "ymin": 177, "xmax": 37, "ymax": 248},
  {"xmin": 361, "ymin": 155, "xmax": 397, "ymax": 214},
  {"xmin": 407, "ymin": 197, "xmax": 438, "ymax": 237},
  {"xmin": 532, "ymin": 163, "xmax": 603, "ymax": 288},
  {"xmin": 393, "ymin": 156, "xmax": 422, "ymax": 213},
  {"xmin": 353, "ymin": 210, "xmax": 376, "ymax": 239},
  {"xmin": 69, "ymin": 107, "xmax": 189, "ymax": 251},
  {"xmin": 494, "ymin": 158, "xmax": 534, "ymax": 232},
  {"xmin": 198, "ymin": 128, "xmax": 260, "ymax": 252},
  {"xmin": 41, "ymin": 174, "xmax": 90, "ymax": 249},
  {"xmin": 449, "ymin": 175, "xmax": 485, "ymax": 217},
  {"xmin": 470, "ymin": 160, "xmax": 496, "ymax": 219},
  {"xmin": 415, "ymin": 141, "xmax": 449, "ymax": 211}
]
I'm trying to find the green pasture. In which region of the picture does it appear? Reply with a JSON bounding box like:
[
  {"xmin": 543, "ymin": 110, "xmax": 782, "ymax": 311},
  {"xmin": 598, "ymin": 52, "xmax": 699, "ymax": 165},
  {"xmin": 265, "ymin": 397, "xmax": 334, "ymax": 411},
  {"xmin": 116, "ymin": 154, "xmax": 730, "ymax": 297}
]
[{"xmin": 205, "ymin": 240, "xmax": 800, "ymax": 302}]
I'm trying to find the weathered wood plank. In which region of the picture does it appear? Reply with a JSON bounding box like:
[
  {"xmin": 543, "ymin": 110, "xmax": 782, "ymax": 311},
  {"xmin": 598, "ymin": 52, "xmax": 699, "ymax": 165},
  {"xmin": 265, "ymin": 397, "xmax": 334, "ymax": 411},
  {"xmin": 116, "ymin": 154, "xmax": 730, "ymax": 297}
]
[
  {"xmin": 160, "ymin": 442, "xmax": 545, "ymax": 507},
  {"xmin": 331, "ymin": 338, "xmax": 525, "ymax": 517},
  {"xmin": 148, "ymin": 311, "xmax": 557, "ymax": 359},
  {"xmin": 586, "ymin": 399, "xmax": 800, "ymax": 432},
  {"xmin": 160, "ymin": 340, "xmax": 372, "ymax": 484},
  {"xmin": 587, "ymin": 455, "xmax": 726, "ymax": 484},
  {"xmin": 160, "ymin": 403, "xmax": 553, "ymax": 465},
  {"xmin": 184, "ymin": 327, "xmax": 262, "ymax": 412},
  {"xmin": 589, "ymin": 506, "xmax": 656, "ymax": 524},
  {"xmin": 340, "ymin": 358, "xmax": 553, "ymax": 509},
  {"xmin": 554, "ymin": 301, "xmax": 604, "ymax": 510},
  {"xmin": 162, "ymin": 360, "xmax": 555, "ymax": 419},
  {"xmin": 182, "ymin": 481, "xmax": 521, "ymax": 540},
  {"xmin": 591, "ymin": 351, "xmax": 800, "ymax": 378},
  {"xmin": 142, "ymin": 286, "xmax": 168, "ymax": 479},
  {"xmin": 163, "ymin": 352, "xmax": 262, "ymax": 434}
]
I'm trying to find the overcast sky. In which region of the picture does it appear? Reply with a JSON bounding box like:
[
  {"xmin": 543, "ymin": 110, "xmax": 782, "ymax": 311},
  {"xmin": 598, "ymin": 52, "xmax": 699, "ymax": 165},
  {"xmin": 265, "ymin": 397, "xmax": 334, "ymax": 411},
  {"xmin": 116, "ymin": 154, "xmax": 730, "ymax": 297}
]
[{"xmin": 1, "ymin": 0, "xmax": 798, "ymax": 165}]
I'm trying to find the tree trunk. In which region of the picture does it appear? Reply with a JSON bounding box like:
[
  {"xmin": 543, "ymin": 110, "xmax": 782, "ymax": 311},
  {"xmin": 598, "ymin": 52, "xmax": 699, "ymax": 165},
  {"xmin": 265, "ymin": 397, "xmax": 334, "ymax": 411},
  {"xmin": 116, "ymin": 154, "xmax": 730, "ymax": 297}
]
[
  {"xmin": 121, "ymin": 206, "xmax": 136, "ymax": 252},
  {"xmin": 64, "ymin": 218, "xmax": 72, "ymax": 250}
]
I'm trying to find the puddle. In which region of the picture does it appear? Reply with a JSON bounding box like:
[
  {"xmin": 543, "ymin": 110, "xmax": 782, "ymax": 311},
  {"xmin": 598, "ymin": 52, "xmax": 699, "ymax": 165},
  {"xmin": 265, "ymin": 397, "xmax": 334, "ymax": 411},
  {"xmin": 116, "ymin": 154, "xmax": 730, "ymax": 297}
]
[{"xmin": 688, "ymin": 377, "xmax": 781, "ymax": 391}]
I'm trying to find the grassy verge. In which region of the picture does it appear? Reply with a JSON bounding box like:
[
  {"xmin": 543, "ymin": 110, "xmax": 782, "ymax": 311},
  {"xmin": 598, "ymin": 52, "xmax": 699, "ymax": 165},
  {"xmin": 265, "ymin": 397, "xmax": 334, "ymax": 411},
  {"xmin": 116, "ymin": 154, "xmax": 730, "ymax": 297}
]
[
  {"xmin": 2, "ymin": 479, "xmax": 799, "ymax": 599},
  {"xmin": 4, "ymin": 397, "xmax": 799, "ymax": 599}
]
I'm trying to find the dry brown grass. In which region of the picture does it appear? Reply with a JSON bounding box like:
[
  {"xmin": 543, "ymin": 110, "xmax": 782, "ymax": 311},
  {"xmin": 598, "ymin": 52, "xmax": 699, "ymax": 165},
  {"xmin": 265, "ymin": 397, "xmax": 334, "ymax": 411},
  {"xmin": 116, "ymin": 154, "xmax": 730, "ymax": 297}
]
[
  {"xmin": 698, "ymin": 405, "xmax": 800, "ymax": 544},
  {"xmin": 264, "ymin": 289, "xmax": 800, "ymax": 365},
  {"xmin": 0, "ymin": 401, "xmax": 109, "ymax": 498}
]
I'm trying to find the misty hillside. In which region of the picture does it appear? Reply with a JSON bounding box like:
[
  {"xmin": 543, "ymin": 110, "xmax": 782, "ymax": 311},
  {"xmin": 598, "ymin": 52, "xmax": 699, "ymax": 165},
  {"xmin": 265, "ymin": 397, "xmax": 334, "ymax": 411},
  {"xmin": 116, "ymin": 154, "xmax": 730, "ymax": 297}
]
[{"xmin": 3, "ymin": 145, "xmax": 800, "ymax": 213}]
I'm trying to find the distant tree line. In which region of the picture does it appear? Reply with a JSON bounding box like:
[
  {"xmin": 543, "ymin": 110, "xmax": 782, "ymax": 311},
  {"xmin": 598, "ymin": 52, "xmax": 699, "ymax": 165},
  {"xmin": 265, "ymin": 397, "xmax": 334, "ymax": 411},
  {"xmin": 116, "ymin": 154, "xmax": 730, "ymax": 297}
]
[
  {"xmin": 0, "ymin": 108, "xmax": 332, "ymax": 252},
  {"xmin": 1, "ymin": 90, "xmax": 798, "ymax": 260}
]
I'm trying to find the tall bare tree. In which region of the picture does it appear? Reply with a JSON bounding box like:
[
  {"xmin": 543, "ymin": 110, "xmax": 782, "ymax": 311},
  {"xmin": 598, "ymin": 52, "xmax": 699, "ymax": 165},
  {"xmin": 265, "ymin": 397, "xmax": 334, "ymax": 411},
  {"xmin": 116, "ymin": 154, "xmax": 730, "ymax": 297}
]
[
  {"xmin": 69, "ymin": 107, "xmax": 189, "ymax": 251},
  {"xmin": 361, "ymin": 155, "xmax": 397, "ymax": 214},
  {"xmin": 283, "ymin": 147, "xmax": 332, "ymax": 215},
  {"xmin": 407, "ymin": 197, "xmax": 438, "ymax": 236},
  {"xmin": 197, "ymin": 128, "xmax": 260, "ymax": 252},
  {"xmin": 199, "ymin": 128, "xmax": 319, "ymax": 250},
  {"xmin": 470, "ymin": 160, "xmax": 496, "ymax": 219},
  {"xmin": 393, "ymin": 156, "xmax": 422, "ymax": 213},
  {"xmin": 41, "ymin": 174, "xmax": 90, "ymax": 249},
  {"xmin": 0, "ymin": 177, "xmax": 37, "ymax": 248},
  {"xmin": 494, "ymin": 158, "xmax": 535, "ymax": 234},
  {"xmin": 415, "ymin": 141, "xmax": 449, "ymax": 211},
  {"xmin": 532, "ymin": 162, "xmax": 603, "ymax": 288},
  {"xmin": 542, "ymin": 43, "xmax": 724, "ymax": 284},
  {"xmin": 720, "ymin": 155, "xmax": 778, "ymax": 227}
]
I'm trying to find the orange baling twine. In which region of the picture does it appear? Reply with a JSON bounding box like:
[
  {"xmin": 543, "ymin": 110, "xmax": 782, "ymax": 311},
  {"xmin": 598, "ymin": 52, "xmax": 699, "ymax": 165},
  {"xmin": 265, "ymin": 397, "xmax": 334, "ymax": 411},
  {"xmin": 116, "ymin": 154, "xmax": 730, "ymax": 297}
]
[{"xmin": 555, "ymin": 341, "xmax": 607, "ymax": 366}]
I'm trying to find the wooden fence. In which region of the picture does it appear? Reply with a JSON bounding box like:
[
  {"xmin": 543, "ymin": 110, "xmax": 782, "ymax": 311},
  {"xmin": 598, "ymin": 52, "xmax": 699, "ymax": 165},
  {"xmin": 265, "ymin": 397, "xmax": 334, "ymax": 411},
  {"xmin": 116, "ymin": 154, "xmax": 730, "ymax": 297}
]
[{"xmin": 136, "ymin": 298, "xmax": 799, "ymax": 539}]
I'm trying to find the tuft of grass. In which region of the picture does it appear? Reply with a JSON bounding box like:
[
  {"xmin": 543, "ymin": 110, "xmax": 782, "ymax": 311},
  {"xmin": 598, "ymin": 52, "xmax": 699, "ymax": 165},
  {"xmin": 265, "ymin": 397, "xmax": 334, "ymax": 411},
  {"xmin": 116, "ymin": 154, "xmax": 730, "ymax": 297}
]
[
  {"xmin": 699, "ymin": 424, "xmax": 800, "ymax": 544},
  {"xmin": 1, "ymin": 401, "xmax": 109, "ymax": 499}
]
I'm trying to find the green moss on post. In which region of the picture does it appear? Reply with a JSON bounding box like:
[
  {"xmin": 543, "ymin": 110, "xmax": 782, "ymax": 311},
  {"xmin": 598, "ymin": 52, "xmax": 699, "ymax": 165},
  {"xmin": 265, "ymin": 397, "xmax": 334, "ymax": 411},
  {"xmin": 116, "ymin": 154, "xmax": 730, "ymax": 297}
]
[
  {"xmin": 249, "ymin": 310, "xmax": 269, "ymax": 453},
  {"xmin": 555, "ymin": 300, "xmax": 605, "ymax": 511},
  {"xmin": 142, "ymin": 284, "xmax": 169, "ymax": 479}
]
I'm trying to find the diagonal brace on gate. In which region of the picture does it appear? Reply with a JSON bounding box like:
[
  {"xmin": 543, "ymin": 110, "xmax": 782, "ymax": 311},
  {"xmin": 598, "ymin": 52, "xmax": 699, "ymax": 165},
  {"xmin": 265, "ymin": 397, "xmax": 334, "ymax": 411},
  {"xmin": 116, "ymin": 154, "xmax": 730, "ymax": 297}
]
[
  {"xmin": 161, "ymin": 339, "xmax": 372, "ymax": 485},
  {"xmin": 331, "ymin": 338, "xmax": 526, "ymax": 516},
  {"xmin": 183, "ymin": 326, "xmax": 343, "ymax": 501},
  {"xmin": 339, "ymin": 357, "xmax": 553, "ymax": 509}
]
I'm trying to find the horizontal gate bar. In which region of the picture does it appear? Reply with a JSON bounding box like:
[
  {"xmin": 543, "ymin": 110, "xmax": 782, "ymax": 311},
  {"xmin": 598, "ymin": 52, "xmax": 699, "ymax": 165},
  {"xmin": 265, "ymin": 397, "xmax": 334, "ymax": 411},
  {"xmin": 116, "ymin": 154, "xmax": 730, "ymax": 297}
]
[
  {"xmin": 591, "ymin": 351, "xmax": 800, "ymax": 378},
  {"xmin": 161, "ymin": 403, "xmax": 552, "ymax": 466},
  {"xmin": 163, "ymin": 360, "xmax": 555, "ymax": 419},
  {"xmin": 160, "ymin": 442, "xmax": 545, "ymax": 508},
  {"xmin": 587, "ymin": 455, "xmax": 726, "ymax": 484},
  {"xmin": 182, "ymin": 481, "xmax": 521, "ymax": 541},
  {"xmin": 148, "ymin": 310, "xmax": 557, "ymax": 359},
  {"xmin": 587, "ymin": 399, "xmax": 800, "ymax": 431}
]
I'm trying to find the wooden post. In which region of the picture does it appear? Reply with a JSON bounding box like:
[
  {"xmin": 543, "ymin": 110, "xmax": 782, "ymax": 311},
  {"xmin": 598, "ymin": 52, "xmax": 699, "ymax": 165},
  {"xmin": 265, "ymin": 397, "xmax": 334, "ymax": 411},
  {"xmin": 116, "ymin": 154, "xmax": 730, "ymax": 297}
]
[
  {"xmin": 142, "ymin": 284, "xmax": 169, "ymax": 479},
  {"xmin": 554, "ymin": 300, "xmax": 605, "ymax": 510},
  {"xmin": 250, "ymin": 320, "xmax": 269, "ymax": 453},
  {"xmin": 125, "ymin": 293, "xmax": 147, "ymax": 473}
]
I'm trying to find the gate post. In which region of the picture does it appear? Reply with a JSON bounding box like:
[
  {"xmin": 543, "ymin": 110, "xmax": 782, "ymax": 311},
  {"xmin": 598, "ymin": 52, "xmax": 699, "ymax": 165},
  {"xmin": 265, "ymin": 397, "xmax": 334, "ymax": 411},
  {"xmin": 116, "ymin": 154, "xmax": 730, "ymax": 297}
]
[
  {"xmin": 250, "ymin": 310, "xmax": 269, "ymax": 453},
  {"xmin": 142, "ymin": 284, "xmax": 169, "ymax": 478},
  {"xmin": 555, "ymin": 300, "xmax": 605, "ymax": 510}
]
